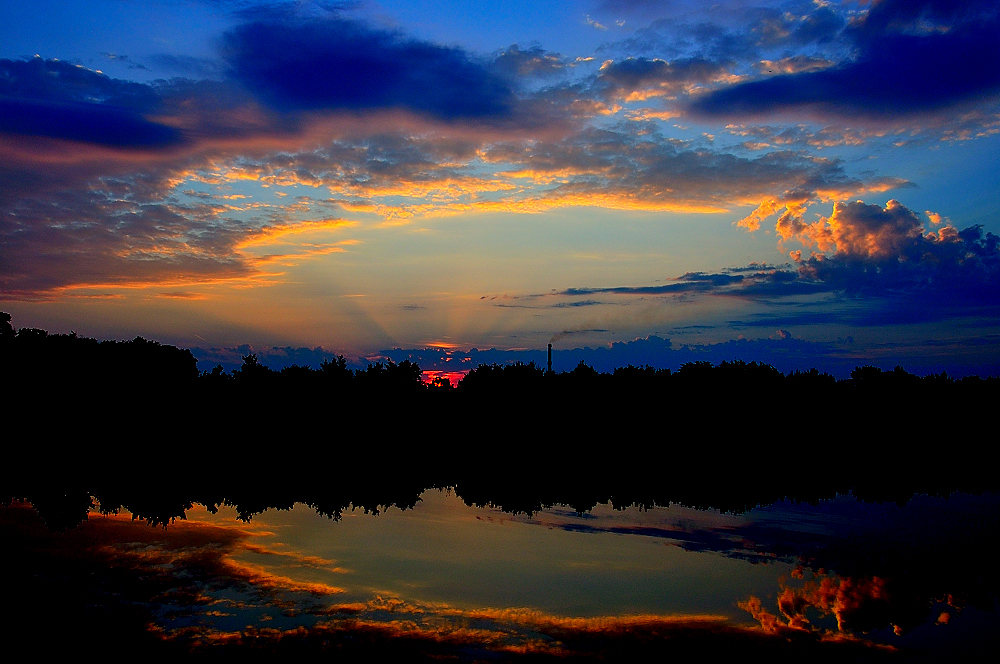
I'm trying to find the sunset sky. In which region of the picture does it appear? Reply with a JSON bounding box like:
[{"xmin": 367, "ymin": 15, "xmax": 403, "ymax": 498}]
[{"xmin": 3, "ymin": 0, "xmax": 999, "ymax": 374}]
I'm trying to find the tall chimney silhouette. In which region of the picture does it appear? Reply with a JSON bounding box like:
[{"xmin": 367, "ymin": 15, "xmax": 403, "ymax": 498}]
[{"xmin": 547, "ymin": 343, "xmax": 552, "ymax": 373}]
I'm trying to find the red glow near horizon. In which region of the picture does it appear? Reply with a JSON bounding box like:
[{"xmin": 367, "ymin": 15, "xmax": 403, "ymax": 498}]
[{"xmin": 422, "ymin": 369, "xmax": 470, "ymax": 387}]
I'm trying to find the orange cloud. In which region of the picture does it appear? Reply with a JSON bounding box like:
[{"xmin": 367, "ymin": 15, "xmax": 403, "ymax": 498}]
[
  {"xmin": 787, "ymin": 199, "xmax": 948, "ymax": 259},
  {"xmin": 157, "ymin": 291, "xmax": 209, "ymax": 299},
  {"xmin": 742, "ymin": 571, "xmax": 908, "ymax": 639}
]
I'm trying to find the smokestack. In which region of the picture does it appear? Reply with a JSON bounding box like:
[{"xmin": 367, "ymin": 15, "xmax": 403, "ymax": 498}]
[{"xmin": 547, "ymin": 343, "xmax": 552, "ymax": 373}]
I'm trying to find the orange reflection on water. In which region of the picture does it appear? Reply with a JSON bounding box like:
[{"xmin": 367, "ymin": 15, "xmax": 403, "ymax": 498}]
[{"xmin": 3, "ymin": 499, "xmax": 911, "ymax": 661}]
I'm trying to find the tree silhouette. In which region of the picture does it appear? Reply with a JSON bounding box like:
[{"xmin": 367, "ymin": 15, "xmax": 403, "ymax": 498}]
[{"xmin": 0, "ymin": 312, "xmax": 14, "ymax": 341}]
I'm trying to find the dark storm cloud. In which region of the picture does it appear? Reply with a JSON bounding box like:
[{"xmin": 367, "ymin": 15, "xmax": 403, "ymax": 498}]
[
  {"xmin": 0, "ymin": 57, "xmax": 281, "ymax": 150},
  {"xmin": 0, "ymin": 98, "xmax": 180, "ymax": 148},
  {"xmin": 1, "ymin": 12, "xmax": 540, "ymax": 154},
  {"xmin": 0, "ymin": 57, "xmax": 159, "ymax": 108},
  {"xmin": 221, "ymin": 16, "xmax": 516, "ymax": 120},
  {"xmin": 0, "ymin": 58, "xmax": 180, "ymax": 148},
  {"xmin": 691, "ymin": 0, "xmax": 1000, "ymax": 118}
]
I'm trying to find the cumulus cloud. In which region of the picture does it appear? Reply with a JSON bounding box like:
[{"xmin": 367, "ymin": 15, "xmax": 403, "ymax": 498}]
[
  {"xmin": 789, "ymin": 202, "xmax": 1000, "ymax": 305},
  {"xmin": 527, "ymin": 198, "xmax": 1000, "ymax": 337},
  {"xmin": 779, "ymin": 199, "xmax": 926, "ymax": 258},
  {"xmin": 772, "ymin": 202, "xmax": 1000, "ymax": 309}
]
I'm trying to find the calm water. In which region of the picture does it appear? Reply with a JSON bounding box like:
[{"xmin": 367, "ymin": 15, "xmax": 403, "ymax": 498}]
[
  {"xmin": 188, "ymin": 489, "xmax": 794, "ymax": 622},
  {"xmin": 140, "ymin": 489, "xmax": 998, "ymax": 651},
  {"xmin": 8, "ymin": 489, "xmax": 997, "ymax": 659}
]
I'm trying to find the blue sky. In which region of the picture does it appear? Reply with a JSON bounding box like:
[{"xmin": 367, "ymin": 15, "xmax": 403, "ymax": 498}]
[{"xmin": 2, "ymin": 0, "xmax": 999, "ymax": 375}]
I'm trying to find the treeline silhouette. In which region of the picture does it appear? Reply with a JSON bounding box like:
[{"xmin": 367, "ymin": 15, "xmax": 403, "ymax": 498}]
[{"xmin": 4, "ymin": 312, "xmax": 997, "ymax": 516}]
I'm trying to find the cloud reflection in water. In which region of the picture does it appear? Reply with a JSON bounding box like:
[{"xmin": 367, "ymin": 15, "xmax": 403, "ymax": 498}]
[{"xmin": 3, "ymin": 489, "xmax": 997, "ymax": 661}]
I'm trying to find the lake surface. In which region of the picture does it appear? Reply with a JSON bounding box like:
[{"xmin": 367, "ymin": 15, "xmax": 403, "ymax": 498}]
[
  {"xmin": 5, "ymin": 489, "xmax": 998, "ymax": 660},
  {"xmin": 188, "ymin": 489, "xmax": 794, "ymax": 622}
]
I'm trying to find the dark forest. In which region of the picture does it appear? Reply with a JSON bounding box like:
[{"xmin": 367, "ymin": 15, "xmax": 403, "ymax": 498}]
[
  {"xmin": 4, "ymin": 312, "xmax": 999, "ymax": 663},
  {"xmin": 5, "ymin": 311, "xmax": 997, "ymax": 513}
]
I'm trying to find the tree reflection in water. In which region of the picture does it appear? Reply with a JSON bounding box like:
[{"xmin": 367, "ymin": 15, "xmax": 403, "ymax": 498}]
[{"xmin": 2, "ymin": 489, "xmax": 996, "ymax": 662}]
